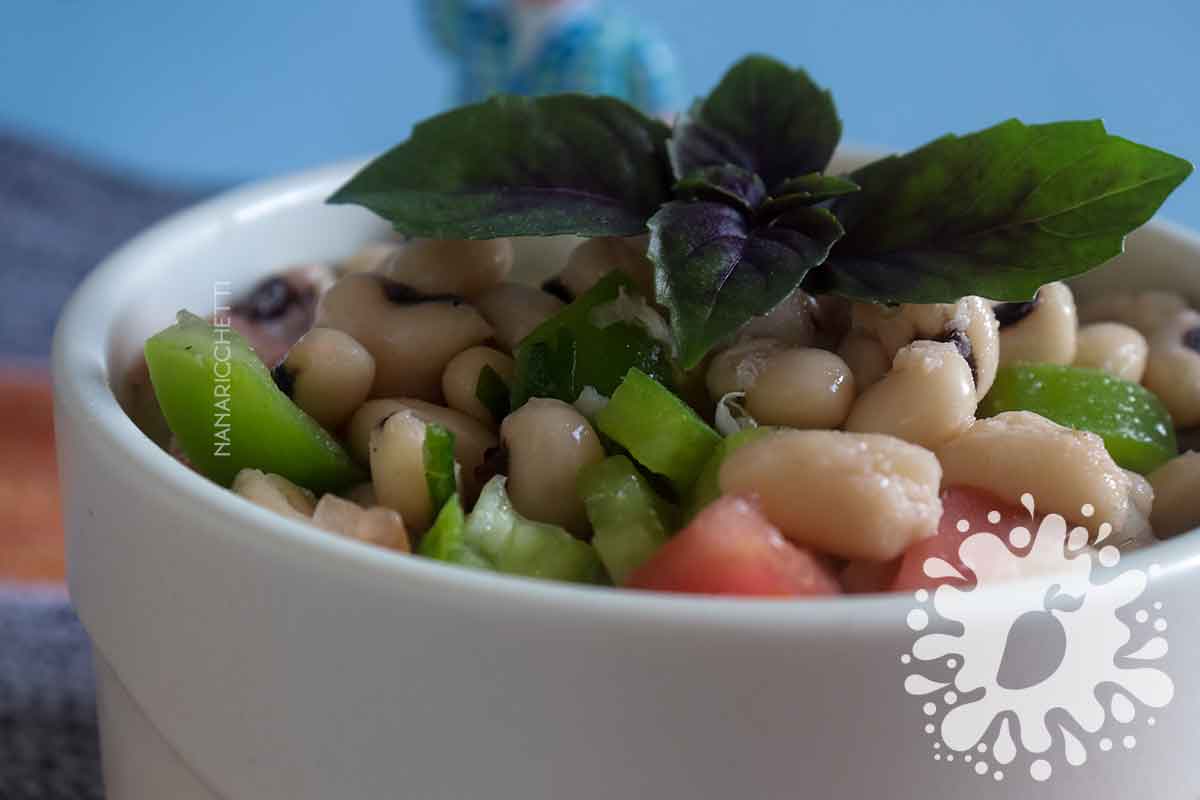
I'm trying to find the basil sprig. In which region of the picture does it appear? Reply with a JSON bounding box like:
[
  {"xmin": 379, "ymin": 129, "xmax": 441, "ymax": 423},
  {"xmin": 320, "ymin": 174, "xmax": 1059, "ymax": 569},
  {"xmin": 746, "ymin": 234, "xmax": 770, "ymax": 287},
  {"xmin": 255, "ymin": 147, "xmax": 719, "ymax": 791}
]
[{"xmin": 331, "ymin": 55, "xmax": 1192, "ymax": 368}]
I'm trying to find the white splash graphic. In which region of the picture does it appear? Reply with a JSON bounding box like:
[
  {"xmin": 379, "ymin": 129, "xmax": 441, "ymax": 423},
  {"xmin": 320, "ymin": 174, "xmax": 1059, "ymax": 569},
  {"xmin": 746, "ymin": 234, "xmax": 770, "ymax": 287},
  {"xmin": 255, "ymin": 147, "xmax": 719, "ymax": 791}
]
[{"xmin": 903, "ymin": 494, "xmax": 1173, "ymax": 783}]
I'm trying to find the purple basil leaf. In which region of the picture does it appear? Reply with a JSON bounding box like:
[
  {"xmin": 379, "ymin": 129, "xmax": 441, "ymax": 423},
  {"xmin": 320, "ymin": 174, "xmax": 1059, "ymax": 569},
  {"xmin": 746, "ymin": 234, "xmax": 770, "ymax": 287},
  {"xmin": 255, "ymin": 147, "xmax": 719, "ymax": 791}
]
[
  {"xmin": 649, "ymin": 201, "xmax": 844, "ymax": 368},
  {"xmin": 667, "ymin": 108, "xmax": 756, "ymax": 180},
  {"xmin": 329, "ymin": 94, "xmax": 673, "ymax": 238},
  {"xmin": 674, "ymin": 165, "xmax": 768, "ymax": 211},
  {"xmin": 822, "ymin": 119, "xmax": 1194, "ymax": 303},
  {"xmin": 669, "ymin": 56, "xmax": 841, "ymax": 190}
]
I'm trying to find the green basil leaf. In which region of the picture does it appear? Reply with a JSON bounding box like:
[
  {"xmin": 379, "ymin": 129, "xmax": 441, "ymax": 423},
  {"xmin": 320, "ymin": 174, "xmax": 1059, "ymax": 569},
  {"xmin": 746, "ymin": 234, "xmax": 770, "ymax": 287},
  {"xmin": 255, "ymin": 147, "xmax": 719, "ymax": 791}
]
[
  {"xmin": 669, "ymin": 55, "xmax": 841, "ymax": 190},
  {"xmin": 474, "ymin": 365, "xmax": 512, "ymax": 425},
  {"xmin": 329, "ymin": 94, "xmax": 673, "ymax": 238},
  {"xmin": 673, "ymin": 165, "xmax": 767, "ymax": 211},
  {"xmin": 649, "ymin": 201, "xmax": 844, "ymax": 368},
  {"xmin": 819, "ymin": 119, "xmax": 1194, "ymax": 302}
]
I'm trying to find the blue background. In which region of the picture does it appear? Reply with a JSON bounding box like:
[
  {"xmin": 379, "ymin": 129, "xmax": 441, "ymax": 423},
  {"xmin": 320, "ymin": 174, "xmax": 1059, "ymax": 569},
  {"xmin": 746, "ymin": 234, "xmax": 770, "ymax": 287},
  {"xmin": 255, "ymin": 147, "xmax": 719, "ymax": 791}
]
[{"xmin": 2, "ymin": 0, "xmax": 1198, "ymax": 222}]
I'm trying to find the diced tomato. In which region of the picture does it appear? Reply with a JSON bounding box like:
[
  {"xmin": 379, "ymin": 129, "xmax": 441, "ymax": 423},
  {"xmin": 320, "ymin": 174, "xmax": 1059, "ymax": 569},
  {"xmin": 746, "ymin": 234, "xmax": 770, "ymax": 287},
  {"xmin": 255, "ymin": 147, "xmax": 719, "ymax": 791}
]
[
  {"xmin": 839, "ymin": 487, "xmax": 1034, "ymax": 594},
  {"xmin": 627, "ymin": 495, "xmax": 841, "ymax": 597}
]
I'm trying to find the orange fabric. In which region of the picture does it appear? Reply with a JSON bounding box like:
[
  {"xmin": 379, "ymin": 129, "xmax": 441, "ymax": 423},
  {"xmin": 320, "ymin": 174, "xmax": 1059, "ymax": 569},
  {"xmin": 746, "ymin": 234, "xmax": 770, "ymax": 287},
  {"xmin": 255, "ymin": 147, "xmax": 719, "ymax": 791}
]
[{"xmin": 0, "ymin": 368, "xmax": 64, "ymax": 581}]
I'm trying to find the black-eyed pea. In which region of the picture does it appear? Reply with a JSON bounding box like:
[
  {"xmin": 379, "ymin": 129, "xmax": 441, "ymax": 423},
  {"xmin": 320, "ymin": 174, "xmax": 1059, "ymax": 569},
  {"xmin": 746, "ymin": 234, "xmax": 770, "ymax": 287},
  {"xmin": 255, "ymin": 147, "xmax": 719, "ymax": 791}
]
[
  {"xmin": 311, "ymin": 494, "xmax": 411, "ymax": 552},
  {"xmin": 1073, "ymin": 323, "xmax": 1149, "ymax": 382},
  {"xmin": 1148, "ymin": 451, "xmax": 1200, "ymax": 537},
  {"xmin": 500, "ymin": 398, "xmax": 606, "ymax": 535},
  {"xmin": 545, "ymin": 237, "xmax": 655, "ymax": 301},
  {"xmin": 472, "ymin": 282, "xmax": 565, "ymax": 352},
  {"xmin": 232, "ymin": 468, "xmax": 315, "ymax": 520},
  {"xmin": 1077, "ymin": 289, "xmax": 1189, "ymax": 336},
  {"xmin": 338, "ymin": 242, "xmax": 403, "ymax": 275},
  {"xmin": 995, "ymin": 282, "xmax": 1077, "ymax": 366},
  {"xmin": 844, "ymin": 341, "xmax": 975, "ymax": 450},
  {"xmin": 704, "ymin": 338, "xmax": 787, "ymax": 401},
  {"xmin": 936, "ymin": 411, "xmax": 1136, "ymax": 540},
  {"xmin": 734, "ymin": 288, "xmax": 820, "ymax": 347},
  {"xmin": 348, "ymin": 398, "xmax": 497, "ymax": 497},
  {"xmin": 369, "ymin": 411, "xmax": 435, "ymax": 531},
  {"xmin": 847, "ymin": 297, "xmax": 998, "ymax": 399},
  {"xmin": 377, "ymin": 239, "xmax": 513, "ymax": 297},
  {"xmin": 273, "ymin": 328, "xmax": 375, "ymax": 430},
  {"xmin": 442, "ymin": 346, "xmax": 516, "ymax": 425},
  {"xmin": 1142, "ymin": 310, "xmax": 1200, "ymax": 428},
  {"xmin": 837, "ymin": 333, "xmax": 890, "ymax": 390},
  {"xmin": 718, "ymin": 429, "xmax": 943, "ymax": 560},
  {"xmin": 317, "ymin": 273, "xmax": 493, "ymax": 401},
  {"xmin": 745, "ymin": 348, "xmax": 856, "ymax": 429}
]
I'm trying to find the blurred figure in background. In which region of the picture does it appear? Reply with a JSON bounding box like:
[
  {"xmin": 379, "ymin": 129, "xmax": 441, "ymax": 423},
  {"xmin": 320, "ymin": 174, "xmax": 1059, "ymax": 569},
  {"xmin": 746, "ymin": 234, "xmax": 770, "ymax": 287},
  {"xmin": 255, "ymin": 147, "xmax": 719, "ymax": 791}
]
[{"xmin": 421, "ymin": 0, "xmax": 681, "ymax": 118}]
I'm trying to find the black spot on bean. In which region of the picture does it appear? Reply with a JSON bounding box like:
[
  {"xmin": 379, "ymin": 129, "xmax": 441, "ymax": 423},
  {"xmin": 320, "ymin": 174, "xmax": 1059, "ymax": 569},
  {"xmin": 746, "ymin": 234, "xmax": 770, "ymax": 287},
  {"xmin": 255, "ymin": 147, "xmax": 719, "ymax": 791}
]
[
  {"xmin": 993, "ymin": 295, "xmax": 1040, "ymax": 328},
  {"xmin": 938, "ymin": 329, "xmax": 977, "ymax": 384},
  {"xmin": 237, "ymin": 277, "xmax": 298, "ymax": 321},
  {"xmin": 475, "ymin": 444, "xmax": 509, "ymax": 487},
  {"xmin": 1183, "ymin": 325, "xmax": 1200, "ymax": 353},
  {"xmin": 380, "ymin": 278, "xmax": 463, "ymax": 306},
  {"xmin": 541, "ymin": 278, "xmax": 573, "ymax": 303},
  {"xmin": 271, "ymin": 363, "xmax": 296, "ymax": 397}
]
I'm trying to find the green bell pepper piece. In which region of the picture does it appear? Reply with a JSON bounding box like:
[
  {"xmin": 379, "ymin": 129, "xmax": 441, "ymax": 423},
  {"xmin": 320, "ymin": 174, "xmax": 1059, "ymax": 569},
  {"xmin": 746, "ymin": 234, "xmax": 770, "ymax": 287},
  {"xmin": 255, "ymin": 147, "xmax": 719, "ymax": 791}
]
[
  {"xmin": 578, "ymin": 456, "xmax": 677, "ymax": 584},
  {"xmin": 511, "ymin": 272, "xmax": 674, "ymax": 408},
  {"xmin": 596, "ymin": 368, "xmax": 721, "ymax": 494},
  {"xmin": 420, "ymin": 478, "xmax": 608, "ymax": 584},
  {"xmin": 423, "ymin": 423, "xmax": 458, "ymax": 515},
  {"xmin": 144, "ymin": 311, "xmax": 363, "ymax": 490},
  {"xmin": 979, "ymin": 363, "xmax": 1177, "ymax": 474}
]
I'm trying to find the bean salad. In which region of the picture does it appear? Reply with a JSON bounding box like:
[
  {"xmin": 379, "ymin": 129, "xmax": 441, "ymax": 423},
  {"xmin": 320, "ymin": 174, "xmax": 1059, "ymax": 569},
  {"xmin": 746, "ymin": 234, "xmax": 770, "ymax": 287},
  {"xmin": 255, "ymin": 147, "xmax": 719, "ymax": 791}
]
[{"xmin": 134, "ymin": 234, "xmax": 1200, "ymax": 597}]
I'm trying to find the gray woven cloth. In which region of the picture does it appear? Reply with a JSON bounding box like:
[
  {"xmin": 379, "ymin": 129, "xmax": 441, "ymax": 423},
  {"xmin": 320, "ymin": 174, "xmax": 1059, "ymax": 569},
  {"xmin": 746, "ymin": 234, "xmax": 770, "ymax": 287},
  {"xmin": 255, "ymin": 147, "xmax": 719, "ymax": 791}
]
[{"xmin": 0, "ymin": 131, "xmax": 211, "ymax": 798}]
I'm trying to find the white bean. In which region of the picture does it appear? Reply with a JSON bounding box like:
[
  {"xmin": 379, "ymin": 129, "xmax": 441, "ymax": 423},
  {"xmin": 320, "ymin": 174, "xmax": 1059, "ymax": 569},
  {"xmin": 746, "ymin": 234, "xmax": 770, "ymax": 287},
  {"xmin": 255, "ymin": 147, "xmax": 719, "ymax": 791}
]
[
  {"xmin": 734, "ymin": 288, "xmax": 820, "ymax": 348},
  {"xmin": 317, "ymin": 273, "xmax": 493, "ymax": 401},
  {"xmin": 1073, "ymin": 322, "xmax": 1149, "ymax": 383},
  {"xmin": 704, "ymin": 338, "xmax": 787, "ymax": 401},
  {"xmin": 745, "ymin": 348, "xmax": 856, "ymax": 429},
  {"xmin": 369, "ymin": 411, "xmax": 435, "ymax": 532},
  {"xmin": 1077, "ymin": 289, "xmax": 1190, "ymax": 336},
  {"xmin": 1142, "ymin": 310, "xmax": 1200, "ymax": 428},
  {"xmin": 936, "ymin": 411, "xmax": 1136, "ymax": 540},
  {"xmin": 837, "ymin": 332, "xmax": 890, "ymax": 390},
  {"xmin": 348, "ymin": 398, "xmax": 497, "ymax": 497},
  {"xmin": 442, "ymin": 346, "xmax": 516, "ymax": 426},
  {"xmin": 1148, "ymin": 451, "xmax": 1200, "ymax": 538},
  {"xmin": 548, "ymin": 237, "xmax": 655, "ymax": 300},
  {"xmin": 377, "ymin": 238, "xmax": 513, "ymax": 297},
  {"xmin": 472, "ymin": 282, "xmax": 565, "ymax": 352},
  {"xmin": 500, "ymin": 399, "xmax": 606, "ymax": 535},
  {"xmin": 719, "ymin": 429, "xmax": 943, "ymax": 560},
  {"xmin": 845, "ymin": 340, "xmax": 975, "ymax": 450},
  {"xmin": 996, "ymin": 282, "xmax": 1077, "ymax": 366},
  {"xmin": 275, "ymin": 327, "xmax": 375, "ymax": 430}
]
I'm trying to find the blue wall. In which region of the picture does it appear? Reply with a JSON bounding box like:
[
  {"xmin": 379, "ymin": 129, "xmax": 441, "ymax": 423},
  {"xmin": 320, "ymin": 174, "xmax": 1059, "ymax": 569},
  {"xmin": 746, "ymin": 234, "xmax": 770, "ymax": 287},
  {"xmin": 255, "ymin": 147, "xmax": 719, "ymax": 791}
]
[{"xmin": 3, "ymin": 1, "xmax": 1198, "ymax": 222}]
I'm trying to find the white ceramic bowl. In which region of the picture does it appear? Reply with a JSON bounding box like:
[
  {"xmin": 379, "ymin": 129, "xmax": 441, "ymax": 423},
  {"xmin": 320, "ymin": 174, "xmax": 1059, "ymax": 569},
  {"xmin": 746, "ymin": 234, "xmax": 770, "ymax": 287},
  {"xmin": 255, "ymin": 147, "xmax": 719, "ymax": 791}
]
[{"xmin": 54, "ymin": 155, "xmax": 1200, "ymax": 800}]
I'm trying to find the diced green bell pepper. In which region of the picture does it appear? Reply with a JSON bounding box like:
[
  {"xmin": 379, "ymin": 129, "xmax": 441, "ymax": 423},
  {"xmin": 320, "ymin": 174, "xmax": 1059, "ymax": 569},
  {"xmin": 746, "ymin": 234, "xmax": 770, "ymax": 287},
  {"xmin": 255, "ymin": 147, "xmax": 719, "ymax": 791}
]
[
  {"xmin": 578, "ymin": 456, "xmax": 677, "ymax": 584},
  {"xmin": 144, "ymin": 311, "xmax": 363, "ymax": 490},
  {"xmin": 420, "ymin": 478, "xmax": 608, "ymax": 584},
  {"xmin": 687, "ymin": 426, "xmax": 777, "ymax": 520},
  {"xmin": 510, "ymin": 272, "xmax": 674, "ymax": 408},
  {"xmin": 596, "ymin": 368, "xmax": 721, "ymax": 494},
  {"xmin": 423, "ymin": 423, "xmax": 458, "ymax": 515},
  {"xmin": 979, "ymin": 363, "xmax": 1178, "ymax": 474}
]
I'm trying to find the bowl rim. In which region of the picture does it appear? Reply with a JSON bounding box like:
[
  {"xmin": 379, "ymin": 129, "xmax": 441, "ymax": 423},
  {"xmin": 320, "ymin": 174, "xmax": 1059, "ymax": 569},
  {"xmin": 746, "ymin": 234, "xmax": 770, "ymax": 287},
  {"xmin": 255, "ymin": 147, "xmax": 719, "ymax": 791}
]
[{"xmin": 51, "ymin": 155, "xmax": 1200, "ymax": 631}]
